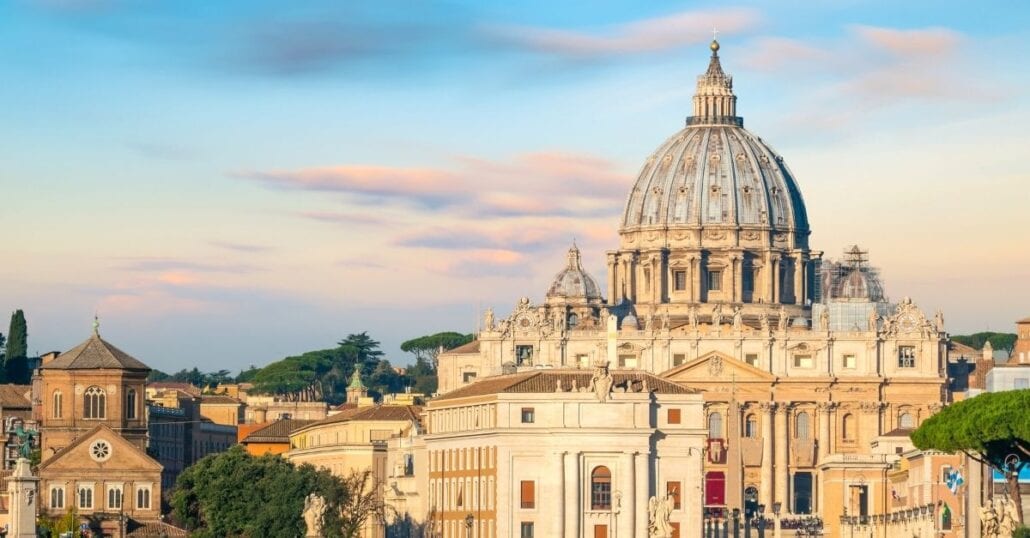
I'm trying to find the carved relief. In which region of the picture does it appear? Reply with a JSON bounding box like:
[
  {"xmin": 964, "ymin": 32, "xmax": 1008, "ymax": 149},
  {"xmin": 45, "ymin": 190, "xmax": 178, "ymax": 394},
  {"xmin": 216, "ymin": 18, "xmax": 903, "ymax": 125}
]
[
  {"xmin": 742, "ymin": 230, "xmax": 760, "ymax": 241},
  {"xmin": 708, "ymin": 356, "xmax": 724, "ymax": 377},
  {"xmin": 703, "ymin": 229, "xmax": 727, "ymax": 240}
]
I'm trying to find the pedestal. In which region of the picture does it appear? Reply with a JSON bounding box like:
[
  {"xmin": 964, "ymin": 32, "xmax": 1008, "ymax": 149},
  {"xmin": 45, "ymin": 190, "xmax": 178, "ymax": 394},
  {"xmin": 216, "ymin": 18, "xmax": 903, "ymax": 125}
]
[{"xmin": 7, "ymin": 457, "xmax": 38, "ymax": 538}]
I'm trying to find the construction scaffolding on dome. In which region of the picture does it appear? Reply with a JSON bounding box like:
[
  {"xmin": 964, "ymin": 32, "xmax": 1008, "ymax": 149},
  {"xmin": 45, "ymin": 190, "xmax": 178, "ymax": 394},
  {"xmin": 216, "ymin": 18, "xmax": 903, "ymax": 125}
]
[{"xmin": 813, "ymin": 246, "xmax": 894, "ymax": 332}]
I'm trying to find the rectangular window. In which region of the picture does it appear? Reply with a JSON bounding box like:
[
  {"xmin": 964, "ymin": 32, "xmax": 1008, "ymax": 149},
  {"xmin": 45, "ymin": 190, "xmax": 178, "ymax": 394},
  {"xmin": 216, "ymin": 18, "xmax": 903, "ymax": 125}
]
[
  {"xmin": 644, "ymin": 268, "xmax": 651, "ymax": 293},
  {"xmin": 516, "ymin": 345, "xmax": 534, "ymax": 366},
  {"xmin": 707, "ymin": 270, "xmax": 723, "ymax": 291},
  {"xmin": 667, "ymin": 409, "xmax": 681, "ymax": 424},
  {"xmin": 619, "ymin": 354, "xmax": 637, "ymax": 368},
  {"xmin": 745, "ymin": 353, "xmax": 758, "ymax": 367},
  {"xmin": 666, "ymin": 481, "xmax": 682, "ymax": 509},
  {"xmin": 742, "ymin": 268, "xmax": 755, "ymax": 293},
  {"xmin": 843, "ymin": 354, "xmax": 857, "ymax": 369},
  {"xmin": 521, "ymin": 522, "xmax": 534, "ymax": 538},
  {"xmin": 674, "ymin": 270, "xmax": 687, "ymax": 291},
  {"xmin": 793, "ymin": 355, "xmax": 813, "ymax": 368},
  {"xmin": 576, "ymin": 354, "xmax": 590, "ymax": 368},
  {"xmin": 521, "ymin": 408, "xmax": 535, "ymax": 424},
  {"xmin": 898, "ymin": 346, "xmax": 916, "ymax": 368},
  {"xmin": 673, "ymin": 353, "xmax": 686, "ymax": 366},
  {"xmin": 520, "ymin": 480, "xmax": 535, "ymax": 509},
  {"xmin": 462, "ymin": 372, "xmax": 477, "ymax": 383}
]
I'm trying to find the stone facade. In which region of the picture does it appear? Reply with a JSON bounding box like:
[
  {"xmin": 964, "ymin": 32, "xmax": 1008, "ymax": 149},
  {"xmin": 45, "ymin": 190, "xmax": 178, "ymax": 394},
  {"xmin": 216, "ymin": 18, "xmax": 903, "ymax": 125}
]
[{"xmin": 437, "ymin": 41, "xmax": 950, "ymax": 538}]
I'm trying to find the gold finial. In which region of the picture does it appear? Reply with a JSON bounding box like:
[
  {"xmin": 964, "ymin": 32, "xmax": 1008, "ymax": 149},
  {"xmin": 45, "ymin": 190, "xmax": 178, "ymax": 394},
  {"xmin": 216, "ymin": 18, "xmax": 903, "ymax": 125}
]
[{"xmin": 711, "ymin": 27, "xmax": 720, "ymax": 53}]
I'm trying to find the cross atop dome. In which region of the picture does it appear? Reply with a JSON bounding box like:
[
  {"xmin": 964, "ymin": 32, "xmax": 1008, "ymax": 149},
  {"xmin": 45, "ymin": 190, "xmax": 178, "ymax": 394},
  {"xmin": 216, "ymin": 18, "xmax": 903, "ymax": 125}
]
[{"xmin": 687, "ymin": 40, "xmax": 741, "ymax": 127}]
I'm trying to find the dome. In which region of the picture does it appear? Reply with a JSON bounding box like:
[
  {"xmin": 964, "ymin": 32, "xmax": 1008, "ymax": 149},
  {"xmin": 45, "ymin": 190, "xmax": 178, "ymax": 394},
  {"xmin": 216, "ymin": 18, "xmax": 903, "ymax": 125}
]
[
  {"xmin": 621, "ymin": 43, "xmax": 809, "ymax": 237},
  {"xmin": 826, "ymin": 246, "xmax": 886, "ymax": 302},
  {"xmin": 546, "ymin": 244, "xmax": 602, "ymax": 302}
]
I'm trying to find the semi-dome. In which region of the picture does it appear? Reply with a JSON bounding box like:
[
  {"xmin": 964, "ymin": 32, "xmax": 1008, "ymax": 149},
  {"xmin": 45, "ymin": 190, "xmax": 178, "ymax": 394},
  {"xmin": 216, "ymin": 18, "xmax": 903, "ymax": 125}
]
[
  {"xmin": 621, "ymin": 41, "xmax": 809, "ymax": 237},
  {"xmin": 546, "ymin": 244, "xmax": 602, "ymax": 302}
]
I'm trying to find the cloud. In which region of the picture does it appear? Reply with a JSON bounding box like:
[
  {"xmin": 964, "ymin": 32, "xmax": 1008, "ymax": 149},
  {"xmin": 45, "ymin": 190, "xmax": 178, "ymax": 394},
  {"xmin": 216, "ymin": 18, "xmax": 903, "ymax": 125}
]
[
  {"xmin": 423, "ymin": 248, "xmax": 530, "ymax": 278},
  {"xmin": 238, "ymin": 150, "xmax": 631, "ymax": 220},
  {"xmin": 209, "ymin": 241, "xmax": 273, "ymax": 254},
  {"xmin": 851, "ymin": 26, "xmax": 961, "ymax": 57},
  {"xmin": 485, "ymin": 8, "xmax": 761, "ymax": 59},
  {"xmin": 117, "ymin": 258, "xmax": 256, "ymax": 274}
]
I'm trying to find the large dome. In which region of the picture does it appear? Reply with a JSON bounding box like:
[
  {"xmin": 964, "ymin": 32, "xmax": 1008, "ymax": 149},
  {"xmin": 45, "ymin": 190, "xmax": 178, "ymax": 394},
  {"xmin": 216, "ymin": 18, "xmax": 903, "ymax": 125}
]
[{"xmin": 620, "ymin": 41, "xmax": 809, "ymax": 239}]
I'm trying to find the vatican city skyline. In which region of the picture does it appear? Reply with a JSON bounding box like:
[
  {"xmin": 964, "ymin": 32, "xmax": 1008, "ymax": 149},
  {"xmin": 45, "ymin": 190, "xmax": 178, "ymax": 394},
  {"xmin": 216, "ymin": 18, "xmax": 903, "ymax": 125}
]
[{"xmin": 2, "ymin": 1, "xmax": 1028, "ymax": 375}]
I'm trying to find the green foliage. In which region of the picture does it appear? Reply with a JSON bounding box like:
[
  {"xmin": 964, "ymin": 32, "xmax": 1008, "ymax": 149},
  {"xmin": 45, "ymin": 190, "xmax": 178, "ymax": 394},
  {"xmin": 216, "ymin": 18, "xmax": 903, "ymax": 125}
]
[
  {"xmin": 161, "ymin": 367, "xmax": 234, "ymax": 389},
  {"xmin": 911, "ymin": 390, "xmax": 1030, "ymax": 468},
  {"xmin": 5, "ymin": 310, "xmax": 28, "ymax": 383},
  {"xmin": 172, "ymin": 446, "xmax": 349, "ymax": 538},
  {"xmin": 38, "ymin": 506, "xmax": 81, "ymax": 537},
  {"xmin": 400, "ymin": 331, "xmax": 473, "ymax": 367},
  {"xmin": 235, "ymin": 365, "xmax": 260, "ymax": 383},
  {"xmin": 1013, "ymin": 526, "xmax": 1030, "ymax": 538},
  {"xmin": 952, "ymin": 332, "xmax": 1017, "ymax": 353},
  {"xmin": 148, "ymin": 369, "xmax": 170, "ymax": 382},
  {"xmin": 406, "ymin": 356, "xmax": 437, "ymax": 395}
]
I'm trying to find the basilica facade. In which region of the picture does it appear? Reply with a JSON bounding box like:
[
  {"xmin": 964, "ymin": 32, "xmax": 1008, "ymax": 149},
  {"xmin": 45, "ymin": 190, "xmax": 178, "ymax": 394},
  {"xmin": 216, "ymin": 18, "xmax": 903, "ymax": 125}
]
[{"xmin": 437, "ymin": 40, "xmax": 949, "ymax": 537}]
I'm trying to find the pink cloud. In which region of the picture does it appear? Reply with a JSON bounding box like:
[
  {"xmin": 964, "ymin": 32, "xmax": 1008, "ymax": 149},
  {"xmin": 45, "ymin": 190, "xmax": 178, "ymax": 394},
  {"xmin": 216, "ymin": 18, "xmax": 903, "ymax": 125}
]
[
  {"xmin": 739, "ymin": 37, "xmax": 831, "ymax": 73},
  {"xmin": 487, "ymin": 8, "xmax": 761, "ymax": 58},
  {"xmin": 850, "ymin": 25, "xmax": 961, "ymax": 58}
]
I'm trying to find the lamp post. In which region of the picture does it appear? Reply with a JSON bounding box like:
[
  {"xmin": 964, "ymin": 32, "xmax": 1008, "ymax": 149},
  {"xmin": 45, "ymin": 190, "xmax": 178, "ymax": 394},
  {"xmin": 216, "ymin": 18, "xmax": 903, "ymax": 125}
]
[
  {"xmin": 757, "ymin": 504, "xmax": 766, "ymax": 538},
  {"xmin": 732, "ymin": 508, "xmax": 741, "ymax": 538},
  {"xmin": 464, "ymin": 513, "xmax": 474, "ymax": 538},
  {"xmin": 772, "ymin": 502, "xmax": 782, "ymax": 538}
]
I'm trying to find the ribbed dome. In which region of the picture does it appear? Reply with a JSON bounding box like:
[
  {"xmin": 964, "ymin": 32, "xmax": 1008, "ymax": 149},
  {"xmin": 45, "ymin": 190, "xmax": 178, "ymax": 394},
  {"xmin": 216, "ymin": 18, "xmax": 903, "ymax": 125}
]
[
  {"xmin": 546, "ymin": 244, "xmax": 602, "ymax": 301},
  {"xmin": 620, "ymin": 42, "xmax": 809, "ymax": 236}
]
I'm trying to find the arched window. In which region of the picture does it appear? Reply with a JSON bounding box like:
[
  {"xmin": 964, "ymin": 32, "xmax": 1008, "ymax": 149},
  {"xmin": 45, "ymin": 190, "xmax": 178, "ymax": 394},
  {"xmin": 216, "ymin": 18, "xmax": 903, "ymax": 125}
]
[
  {"xmin": 84, "ymin": 386, "xmax": 106, "ymax": 419},
  {"xmin": 796, "ymin": 412, "xmax": 810, "ymax": 439},
  {"xmin": 136, "ymin": 486, "xmax": 151, "ymax": 509},
  {"xmin": 899, "ymin": 412, "xmax": 915, "ymax": 429},
  {"xmin": 744, "ymin": 415, "xmax": 758, "ymax": 438},
  {"xmin": 50, "ymin": 487, "xmax": 64, "ymax": 509},
  {"xmin": 591, "ymin": 466, "xmax": 612, "ymax": 510},
  {"xmin": 842, "ymin": 413, "xmax": 855, "ymax": 440},
  {"xmin": 567, "ymin": 313, "xmax": 579, "ymax": 328},
  {"xmin": 78, "ymin": 486, "xmax": 93, "ymax": 509},
  {"xmin": 53, "ymin": 390, "xmax": 63, "ymax": 419},
  {"xmin": 108, "ymin": 487, "xmax": 122, "ymax": 509},
  {"xmin": 708, "ymin": 412, "xmax": 723, "ymax": 438},
  {"xmin": 126, "ymin": 389, "xmax": 137, "ymax": 420}
]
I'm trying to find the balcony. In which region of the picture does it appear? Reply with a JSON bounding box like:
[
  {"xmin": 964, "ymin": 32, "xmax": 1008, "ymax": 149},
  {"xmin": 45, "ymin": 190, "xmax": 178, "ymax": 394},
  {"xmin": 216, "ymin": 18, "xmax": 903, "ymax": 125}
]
[{"xmin": 791, "ymin": 439, "xmax": 816, "ymax": 467}]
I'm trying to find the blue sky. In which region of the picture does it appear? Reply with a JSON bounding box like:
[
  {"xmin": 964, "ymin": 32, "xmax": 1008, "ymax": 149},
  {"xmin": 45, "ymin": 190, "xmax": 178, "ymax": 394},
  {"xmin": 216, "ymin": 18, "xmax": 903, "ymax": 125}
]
[{"xmin": 2, "ymin": 1, "xmax": 1029, "ymax": 373}]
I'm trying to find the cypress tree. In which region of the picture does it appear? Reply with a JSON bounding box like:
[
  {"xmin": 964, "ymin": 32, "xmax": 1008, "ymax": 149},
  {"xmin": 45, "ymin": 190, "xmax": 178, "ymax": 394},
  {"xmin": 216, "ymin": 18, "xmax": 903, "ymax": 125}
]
[{"xmin": 5, "ymin": 310, "xmax": 28, "ymax": 383}]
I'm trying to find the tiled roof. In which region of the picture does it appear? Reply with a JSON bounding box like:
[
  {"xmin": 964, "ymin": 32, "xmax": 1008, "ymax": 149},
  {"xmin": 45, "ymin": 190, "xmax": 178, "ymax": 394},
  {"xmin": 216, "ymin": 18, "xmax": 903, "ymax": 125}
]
[
  {"xmin": 147, "ymin": 382, "xmax": 201, "ymax": 396},
  {"xmin": 41, "ymin": 333, "xmax": 150, "ymax": 371},
  {"xmin": 446, "ymin": 340, "xmax": 480, "ymax": 354},
  {"xmin": 948, "ymin": 341, "xmax": 979, "ymax": 354},
  {"xmin": 0, "ymin": 384, "xmax": 31, "ymax": 408},
  {"xmin": 434, "ymin": 369, "xmax": 697, "ymax": 402},
  {"xmin": 297, "ymin": 405, "xmax": 422, "ymax": 432},
  {"xmin": 882, "ymin": 428, "xmax": 915, "ymax": 438},
  {"xmin": 126, "ymin": 520, "xmax": 189, "ymax": 537},
  {"xmin": 242, "ymin": 419, "xmax": 316, "ymax": 444}
]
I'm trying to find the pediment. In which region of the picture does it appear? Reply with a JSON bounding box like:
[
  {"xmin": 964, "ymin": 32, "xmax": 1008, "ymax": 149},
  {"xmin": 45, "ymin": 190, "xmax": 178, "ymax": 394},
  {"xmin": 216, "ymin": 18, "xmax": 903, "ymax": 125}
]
[
  {"xmin": 660, "ymin": 351, "xmax": 776, "ymax": 383},
  {"xmin": 39, "ymin": 424, "xmax": 161, "ymax": 473}
]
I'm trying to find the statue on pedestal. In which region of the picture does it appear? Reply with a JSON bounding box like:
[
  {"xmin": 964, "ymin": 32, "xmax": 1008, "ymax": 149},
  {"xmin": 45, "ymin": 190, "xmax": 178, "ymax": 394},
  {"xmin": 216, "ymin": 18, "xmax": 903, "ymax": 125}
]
[
  {"xmin": 648, "ymin": 494, "xmax": 675, "ymax": 537},
  {"xmin": 303, "ymin": 493, "xmax": 327, "ymax": 537},
  {"xmin": 589, "ymin": 362, "xmax": 614, "ymax": 403}
]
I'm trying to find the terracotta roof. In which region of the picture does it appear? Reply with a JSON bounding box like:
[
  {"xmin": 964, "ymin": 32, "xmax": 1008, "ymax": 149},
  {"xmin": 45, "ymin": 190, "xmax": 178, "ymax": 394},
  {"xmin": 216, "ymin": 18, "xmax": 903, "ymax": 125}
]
[
  {"xmin": 883, "ymin": 428, "xmax": 915, "ymax": 438},
  {"xmin": 126, "ymin": 520, "xmax": 189, "ymax": 537},
  {"xmin": 0, "ymin": 385, "xmax": 30, "ymax": 408},
  {"xmin": 200, "ymin": 395, "xmax": 242, "ymax": 405},
  {"xmin": 434, "ymin": 369, "xmax": 696, "ymax": 402},
  {"xmin": 948, "ymin": 341, "xmax": 979, "ymax": 354},
  {"xmin": 297, "ymin": 405, "xmax": 422, "ymax": 431},
  {"xmin": 41, "ymin": 333, "xmax": 150, "ymax": 371},
  {"xmin": 242, "ymin": 419, "xmax": 315, "ymax": 444},
  {"xmin": 1016, "ymin": 317, "xmax": 1030, "ymax": 324},
  {"xmin": 446, "ymin": 340, "xmax": 480, "ymax": 354}
]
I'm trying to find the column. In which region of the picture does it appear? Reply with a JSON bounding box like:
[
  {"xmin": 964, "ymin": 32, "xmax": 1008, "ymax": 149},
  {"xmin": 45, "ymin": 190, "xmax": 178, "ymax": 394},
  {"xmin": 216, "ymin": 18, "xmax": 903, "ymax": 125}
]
[
  {"xmin": 565, "ymin": 452, "xmax": 580, "ymax": 538},
  {"xmin": 554, "ymin": 452, "xmax": 566, "ymax": 538},
  {"xmin": 620, "ymin": 452, "xmax": 636, "ymax": 537},
  {"xmin": 775, "ymin": 403, "xmax": 790, "ymax": 511},
  {"xmin": 769, "ymin": 256, "xmax": 780, "ymax": 304},
  {"xmin": 760, "ymin": 402, "xmax": 775, "ymax": 508},
  {"xmin": 607, "ymin": 253, "xmax": 618, "ymax": 304},
  {"xmin": 792, "ymin": 254, "xmax": 804, "ymax": 305},
  {"xmin": 732, "ymin": 255, "xmax": 742, "ymax": 303},
  {"xmin": 817, "ymin": 403, "xmax": 832, "ymax": 462},
  {"xmin": 635, "ymin": 452, "xmax": 649, "ymax": 538},
  {"xmin": 690, "ymin": 256, "xmax": 701, "ymax": 303}
]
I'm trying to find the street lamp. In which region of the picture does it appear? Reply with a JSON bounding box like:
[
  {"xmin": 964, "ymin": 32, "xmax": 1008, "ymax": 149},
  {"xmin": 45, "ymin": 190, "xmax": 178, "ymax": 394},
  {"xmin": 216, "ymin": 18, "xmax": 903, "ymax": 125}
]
[
  {"xmin": 464, "ymin": 514, "xmax": 474, "ymax": 538},
  {"xmin": 772, "ymin": 503, "xmax": 782, "ymax": 538},
  {"xmin": 757, "ymin": 504, "xmax": 767, "ymax": 538},
  {"xmin": 732, "ymin": 508, "xmax": 741, "ymax": 538}
]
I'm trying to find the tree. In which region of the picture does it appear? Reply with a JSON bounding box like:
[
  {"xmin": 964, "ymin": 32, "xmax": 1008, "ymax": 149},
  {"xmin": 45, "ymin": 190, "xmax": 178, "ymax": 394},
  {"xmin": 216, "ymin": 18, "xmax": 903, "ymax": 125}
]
[
  {"xmin": 339, "ymin": 469, "xmax": 386, "ymax": 538},
  {"xmin": 400, "ymin": 331, "xmax": 473, "ymax": 370},
  {"xmin": 5, "ymin": 310, "xmax": 28, "ymax": 384},
  {"xmin": 172, "ymin": 446, "xmax": 350, "ymax": 537},
  {"xmin": 911, "ymin": 390, "xmax": 1030, "ymax": 524},
  {"xmin": 952, "ymin": 332, "xmax": 1018, "ymax": 354}
]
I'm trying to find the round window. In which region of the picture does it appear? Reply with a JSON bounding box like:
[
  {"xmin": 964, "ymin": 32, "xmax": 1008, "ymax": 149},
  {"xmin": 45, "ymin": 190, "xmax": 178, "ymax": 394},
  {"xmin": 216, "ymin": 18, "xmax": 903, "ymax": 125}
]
[{"xmin": 89, "ymin": 439, "xmax": 112, "ymax": 462}]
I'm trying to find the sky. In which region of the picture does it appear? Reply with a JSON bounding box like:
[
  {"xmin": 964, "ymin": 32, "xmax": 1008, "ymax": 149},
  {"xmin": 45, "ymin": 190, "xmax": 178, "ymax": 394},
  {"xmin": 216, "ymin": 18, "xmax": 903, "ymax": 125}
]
[{"xmin": 1, "ymin": 1, "xmax": 1029, "ymax": 374}]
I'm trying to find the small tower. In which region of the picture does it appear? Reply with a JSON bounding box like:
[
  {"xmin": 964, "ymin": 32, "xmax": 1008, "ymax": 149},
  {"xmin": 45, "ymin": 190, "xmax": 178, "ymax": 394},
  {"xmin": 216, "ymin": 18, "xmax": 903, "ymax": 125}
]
[
  {"xmin": 7, "ymin": 458, "xmax": 38, "ymax": 538},
  {"xmin": 346, "ymin": 370, "xmax": 368, "ymax": 405}
]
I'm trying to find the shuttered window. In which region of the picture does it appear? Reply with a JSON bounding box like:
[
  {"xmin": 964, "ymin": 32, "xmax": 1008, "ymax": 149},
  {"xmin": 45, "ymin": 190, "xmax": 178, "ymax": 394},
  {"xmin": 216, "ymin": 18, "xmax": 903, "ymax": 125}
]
[
  {"xmin": 520, "ymin": 480, "xmax": 535, "ymax": 509},
  {"xmin": 668, "ymin": 409, "xmax": 681, "ymax": 424}
]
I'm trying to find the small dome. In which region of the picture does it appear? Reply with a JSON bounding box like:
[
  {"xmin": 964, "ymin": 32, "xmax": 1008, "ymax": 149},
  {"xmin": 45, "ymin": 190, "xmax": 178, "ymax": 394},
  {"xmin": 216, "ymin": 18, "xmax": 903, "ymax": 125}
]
[
  {"xmin": 832, "ymin": 268, "xmax": 885, "ymax": 302},
  {"xmin": 546, "ymin": 244, "xmax": 602, "ymax": 302}
]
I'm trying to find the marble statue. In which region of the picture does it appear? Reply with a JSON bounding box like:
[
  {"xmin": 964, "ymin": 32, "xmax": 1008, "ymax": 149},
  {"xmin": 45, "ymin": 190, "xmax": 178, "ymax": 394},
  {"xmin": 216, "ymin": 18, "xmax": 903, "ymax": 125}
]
[
  {"xmin": 688, "ymin": 305, "xmax": 698, "ymax": 328},
  {"xmin": 589, "ymin": 362, "xmax": 614, "ymax": 403},
  {"xmin": 868, "ymin": 310, "xmax": 879, "ymax": 332},
  {"xmin": 980, "ymin": 499, "xmax": 999, "ymax": 537},
  {"xmin": 711, "ymin": 304, "xmax": 723, "ymax": 327},
  {"xmin": 483, "ymin": 308, "xmax": 494, "ymax": 331},
  {"xmin": 777, "ymin": 306, "xmax": 788, "ymax": 331},
  {"xmin": 732, "ymin": 307, "xmax": 743, "ymax": 330},
  {"xmin": 819, "ymin": 308, "xmax": 830, "ymax": 331},
  {"xmin": 648, "ymin": 494, "xmax": 675, "ymax": 537},
  {"xmin": 303, "ymin": 493, "xmax": 327, "ymax": 538},
  {"xmin": 759, "ymin": 311, "xmax": 770, "ymax": 332}
]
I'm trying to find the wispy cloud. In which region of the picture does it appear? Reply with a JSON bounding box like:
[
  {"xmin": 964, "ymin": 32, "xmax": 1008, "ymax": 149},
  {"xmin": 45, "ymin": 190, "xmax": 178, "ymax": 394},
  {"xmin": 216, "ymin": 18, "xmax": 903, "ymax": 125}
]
[
  {"xmin": 117, "ymin": 258, "xmax": 256, "ymax": 274},
  {"xmin": 209, "ymin": 241, "xmax": 273, "ymax": 254},
  {"xmin": 485, "ymin": 8, "xmax": 761, "ymax": 60}
]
